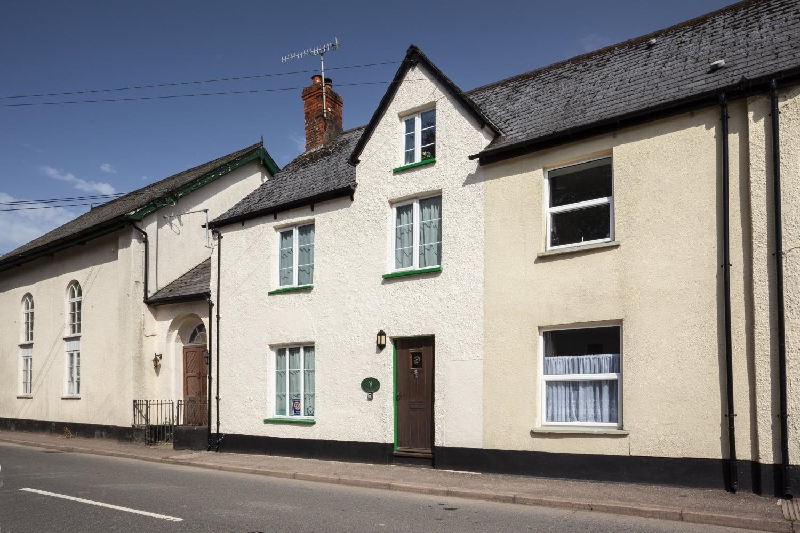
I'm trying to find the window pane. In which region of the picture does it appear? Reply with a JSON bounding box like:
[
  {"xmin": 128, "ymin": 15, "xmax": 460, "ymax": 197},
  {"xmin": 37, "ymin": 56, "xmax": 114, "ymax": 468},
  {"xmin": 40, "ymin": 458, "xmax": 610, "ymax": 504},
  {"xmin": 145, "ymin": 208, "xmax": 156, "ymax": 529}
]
[
  {"xmin": 75, "ymin": 352, "xmax": 80, "ymax": 394},
  {"xmin": 404, "ymin": 118, "xmax": 415, "ymax": 134},
  {"xmin": 549, "ymin": 158, "xmax": 612, "ymax": 207},
  {"xmin": 279, "ymin": 230, "xmax": 294, "ymax": 286},
  {"xmin": 303, "ymin": 346, "xmax": 315, "ymax": 417},
  {"xmin": 550, "ymin": 204, "xmax": 610, "ymax": 246},
  {"xmin": 298, "ymin": 225, "xmax": 315, "ymax": 286},
  {"xmin": 419, "ymin": 196, "xmax": 442, "ymax": 267},
  {"xmin": 395, "ymin": 204, "xmax": 414, "ymax": 269},
  {"xmin": 288, "ymin": 347, "xmax": 301, "ymax": 415},
  {"xmin": 276, "ymin": 349, "xmax": 287, "ymax": 416},
  {"xmin": 546, "ymin": 380, "xmax": 618, "ymax": 423},
  {"xmin": 421, "ymin": 109, "xmax": 435, "ymax": 129},
  {"xmin": 543, "ymin": 327, "xmax": 620, "ymax": 360},
  {"xmin": 404, "ymin": 132, "xmax": 415, "ymax": 151}
]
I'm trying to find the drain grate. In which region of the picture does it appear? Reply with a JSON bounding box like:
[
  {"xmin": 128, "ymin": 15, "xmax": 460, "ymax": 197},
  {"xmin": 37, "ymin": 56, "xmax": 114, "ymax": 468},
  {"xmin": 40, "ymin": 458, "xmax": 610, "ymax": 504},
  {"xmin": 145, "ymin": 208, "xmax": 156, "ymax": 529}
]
[{"xmin": 780, "ymin": 498, "xmax": 799, "ymax": 521}]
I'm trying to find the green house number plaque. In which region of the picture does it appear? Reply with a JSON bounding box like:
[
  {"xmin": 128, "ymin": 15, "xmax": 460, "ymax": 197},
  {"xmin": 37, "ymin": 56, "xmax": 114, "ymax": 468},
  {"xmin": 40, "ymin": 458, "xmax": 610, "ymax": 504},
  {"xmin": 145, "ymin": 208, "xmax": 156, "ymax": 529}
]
[{"xmin": 361, "ymin": 377, "xmax": 380, "ymax": 394}]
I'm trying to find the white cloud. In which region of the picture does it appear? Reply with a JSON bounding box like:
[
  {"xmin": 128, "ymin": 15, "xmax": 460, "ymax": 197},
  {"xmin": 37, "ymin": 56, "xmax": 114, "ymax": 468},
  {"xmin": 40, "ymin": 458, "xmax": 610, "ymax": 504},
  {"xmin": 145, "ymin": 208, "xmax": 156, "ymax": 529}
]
[
  {"xmin": 99, "ymin": 163, "xmax": 116, "ymax": 173},
  {"xmin": 0, "ymin": 192, "xmax": 78, "ymax": 255},
  {"xmin": 40, "ymin": 166, "xmax": 116, "ymax": 195},
  {"xmin": 142, "ymin": 176, "xmax": 149, "ymax": 181},
  {"xmin": 289, "ymin": 133, "xmax": 305, "ymax": 152},
  {"xmin": 580, "ymin": 33, "xmax": 613, "ymax": 53}
]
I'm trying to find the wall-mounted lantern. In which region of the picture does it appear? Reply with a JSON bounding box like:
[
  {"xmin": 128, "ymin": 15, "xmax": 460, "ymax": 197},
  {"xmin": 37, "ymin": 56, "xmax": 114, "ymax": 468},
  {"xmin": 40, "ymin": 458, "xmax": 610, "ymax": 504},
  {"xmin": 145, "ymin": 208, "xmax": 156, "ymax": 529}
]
[
  {"xmin": 376, "ymin": 330, "xmax": 387, "ymax": 351},
  {"xmin": 152, "ymin": 353, "xmax": 162, "ymax": 370}
]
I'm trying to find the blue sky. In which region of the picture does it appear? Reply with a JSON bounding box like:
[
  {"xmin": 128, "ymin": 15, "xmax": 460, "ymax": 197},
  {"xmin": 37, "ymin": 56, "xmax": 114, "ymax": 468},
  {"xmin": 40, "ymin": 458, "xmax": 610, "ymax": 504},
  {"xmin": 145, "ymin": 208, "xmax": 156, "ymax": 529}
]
[{"xmin": 0, "ymin": 0, "xmax": 734, "ymax": 255}]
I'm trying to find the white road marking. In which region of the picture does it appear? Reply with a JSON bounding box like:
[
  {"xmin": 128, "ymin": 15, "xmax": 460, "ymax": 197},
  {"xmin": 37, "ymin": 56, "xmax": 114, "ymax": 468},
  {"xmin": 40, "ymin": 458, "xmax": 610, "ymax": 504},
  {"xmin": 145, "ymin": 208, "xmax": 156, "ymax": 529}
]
[{"xmin": 20, "ymin": 488, "xmax": 183, "ymax": 522}]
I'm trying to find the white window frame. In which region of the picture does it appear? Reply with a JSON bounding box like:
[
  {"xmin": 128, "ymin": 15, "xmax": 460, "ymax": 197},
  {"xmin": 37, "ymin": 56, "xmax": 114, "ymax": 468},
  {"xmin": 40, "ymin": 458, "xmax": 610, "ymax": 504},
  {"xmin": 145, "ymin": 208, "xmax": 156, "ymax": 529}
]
[
  {"xmin": 539, "ymin": 323, "xmax": 622, "ymax": 428},
  {"xmin": 544, "ymin": 156, "xmax": 614, "ymax": 251},
  {"xmin": 22, "ymin": 293, "xmax": 34, "ymax": 343},
  {"xmin": 273, "ymin": 345, "xmax": 315, "ymax": 419},
  {"xmin": 20, "ymin": 346, "xmax": 32, "ymax": 397},
  {"xmin": 65, "ymin": 341, "xmax": 81, "ymax": 398},
  {"xmin": 401, "ymin": 108, "xmax": 436, "ymax": 165},
  {"xmin": 67, "ymin": 281, "xmax": 82, "ymax": 336},
  {"xmin": 276, "ymin": 223, "xmax": 315, "ymax": 288},
  {"xmin": 388, "ymin": 194, "xmax": 442, "ymax": 272}
]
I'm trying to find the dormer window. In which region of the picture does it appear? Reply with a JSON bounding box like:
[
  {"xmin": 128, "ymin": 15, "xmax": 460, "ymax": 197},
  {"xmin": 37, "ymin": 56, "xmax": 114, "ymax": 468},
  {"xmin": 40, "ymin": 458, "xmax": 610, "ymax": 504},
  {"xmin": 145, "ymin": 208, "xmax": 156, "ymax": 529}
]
[{"xmin": 403, "ymin": 109, "xmax": 436, "ymax": 165}]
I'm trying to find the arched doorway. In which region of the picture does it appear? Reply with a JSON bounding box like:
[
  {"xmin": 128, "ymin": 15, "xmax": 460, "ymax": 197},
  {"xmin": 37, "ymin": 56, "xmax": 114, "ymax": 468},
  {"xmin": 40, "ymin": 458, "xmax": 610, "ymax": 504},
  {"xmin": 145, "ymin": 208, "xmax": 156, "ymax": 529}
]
[{"xmin": 182, "ymin": 324, "xmax": 208, "ymax": 426}]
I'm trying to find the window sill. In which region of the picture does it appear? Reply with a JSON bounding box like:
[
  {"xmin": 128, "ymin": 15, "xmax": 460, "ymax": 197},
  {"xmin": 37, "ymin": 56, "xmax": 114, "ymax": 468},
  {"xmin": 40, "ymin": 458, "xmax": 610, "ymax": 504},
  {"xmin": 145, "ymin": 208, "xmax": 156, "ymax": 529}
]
[
  {"xmin": 17, "ymin": 395, "xmax": 33, "ymax": 399},
  {"xmin": 268, "ymin": 285, "xmax": 313, "ymax": 295},
  {"xmin": 61, "ymin": 396, "xmax": 81, "ymax": 400},
  {"xmin": 531, "ymin": 427, "xmax": 628, "ymax": 436},
  {"xmin": 393, "ymin": 158, "xmax": 436, "ymax": 174},
  {"xmin": 63, "ymin": 334, "xmax": 81, "ymax": 340},
  {"xmin": 537, "ymin": 241, "xmax": 620, "ymax": 259},
  {"xmin": 19, "ymin": 342, "xmax": 33, "ymax": 347},
  {"xmin": 382, "ymin": 266, "xmax": 442, "ymax": 279},
  {"xmin": 263, "ymin": 417, "xmax": 316, "ymax": 425}
]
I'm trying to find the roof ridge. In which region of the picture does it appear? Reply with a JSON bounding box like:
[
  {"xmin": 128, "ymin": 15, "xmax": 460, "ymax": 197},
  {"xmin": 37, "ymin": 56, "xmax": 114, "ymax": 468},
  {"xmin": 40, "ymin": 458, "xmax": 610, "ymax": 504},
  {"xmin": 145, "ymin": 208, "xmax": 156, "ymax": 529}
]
[{"xmin": 467, "ymin": 0, "xmax": 756, "ymax": 95}]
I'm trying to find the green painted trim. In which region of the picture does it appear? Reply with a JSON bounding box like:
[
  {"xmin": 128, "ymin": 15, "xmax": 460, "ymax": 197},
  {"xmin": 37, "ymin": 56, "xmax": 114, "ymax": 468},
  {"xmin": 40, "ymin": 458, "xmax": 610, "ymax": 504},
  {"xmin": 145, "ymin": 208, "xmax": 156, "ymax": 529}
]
[
  {"xmin": 130, "ymin": 147, "xmax": 280, "ymax": 221},
  {"xmin": 392, "ymin": 158, "xmax": 436, "ymax": 174},
  {"xmin": 393, "ymin": 342, "xmax": 398, "ymax": 452},
  {"xmin": 267, "ymin": 285, "xmax": 313, "ymax": 295},
  {"xmin": 263, "ymin": 418, "xmax": 316, "ymax": 425},
  {"xmin": 382, "ymin": 266, "xmax": 442, "ymax": 279}
]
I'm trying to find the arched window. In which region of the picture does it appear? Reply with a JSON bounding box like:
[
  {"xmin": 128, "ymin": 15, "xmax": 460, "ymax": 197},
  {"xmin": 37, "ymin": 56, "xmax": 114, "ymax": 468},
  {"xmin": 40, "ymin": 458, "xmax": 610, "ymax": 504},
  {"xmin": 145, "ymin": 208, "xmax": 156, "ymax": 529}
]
[
  {"xmin": 67, "ymin": 282, "xmax": 82, "ymax": 335},
  {"xmin": 22, "ymin": 294, "xmax": 34, "ymax": 343},
  {"xmin": 188, "ymin": 324, "xmax": 206, "ymax": 345}
]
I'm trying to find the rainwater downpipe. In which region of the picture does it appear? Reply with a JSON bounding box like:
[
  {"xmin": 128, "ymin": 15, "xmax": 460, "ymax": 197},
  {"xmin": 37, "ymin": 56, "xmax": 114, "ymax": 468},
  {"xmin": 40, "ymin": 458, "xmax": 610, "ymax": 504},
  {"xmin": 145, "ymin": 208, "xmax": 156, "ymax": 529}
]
[
  {"xmin": 720, "ymin": 93, "xmax": 739, "ymax": 492},
  {"xmin": 130, "ymin": 223, "xmax": 149, "ymax": 301},
  {"xmin": 770, "ymin": 79, "xmax": 791, "ymax": 498},
  {"xmin": 206, "ymin": 294, "xmax": 214, "ymax": 451},
  {"xmin": 214, "ymin": 230, "xmax": 222, "ymax": 451}
]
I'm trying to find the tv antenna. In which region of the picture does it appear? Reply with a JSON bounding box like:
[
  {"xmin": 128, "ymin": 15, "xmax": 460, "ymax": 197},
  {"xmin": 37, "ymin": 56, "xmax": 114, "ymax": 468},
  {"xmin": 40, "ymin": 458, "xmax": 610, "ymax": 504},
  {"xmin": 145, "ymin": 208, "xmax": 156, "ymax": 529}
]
[{"xmin": 282, "ymin": 37, "xmax": 340, "ymax": 118}]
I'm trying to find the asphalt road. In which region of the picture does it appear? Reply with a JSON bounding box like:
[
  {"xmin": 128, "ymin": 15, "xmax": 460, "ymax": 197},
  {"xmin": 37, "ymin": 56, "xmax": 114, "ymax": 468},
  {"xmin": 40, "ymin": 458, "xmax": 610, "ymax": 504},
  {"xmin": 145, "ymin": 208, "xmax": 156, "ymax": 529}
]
[{"xmin": 0, "ymin": 442, "xmax": 758, "ymax": 533}]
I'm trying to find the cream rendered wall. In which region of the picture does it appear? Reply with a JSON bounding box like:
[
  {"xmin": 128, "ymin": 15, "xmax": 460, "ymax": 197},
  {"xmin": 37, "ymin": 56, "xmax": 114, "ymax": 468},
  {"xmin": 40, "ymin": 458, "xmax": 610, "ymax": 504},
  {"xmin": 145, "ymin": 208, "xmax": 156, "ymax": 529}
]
[
  {"xmin": 748, "ymin": 86, "xmax": 800, "ymax": 468},
  {"xmin": 0, "ymin": 232, "xmax": 138, "ymax": 427},
  {"xmin": 143, "ymin": 160, "xmax": 268, "ymax": 294},
  {"xmin": 483, "ymin": 102, "xmax": 758, "ymax": 460},
  {"xmin": 214, "ymin": 64, "xmax": 491, "ymax": 448}
]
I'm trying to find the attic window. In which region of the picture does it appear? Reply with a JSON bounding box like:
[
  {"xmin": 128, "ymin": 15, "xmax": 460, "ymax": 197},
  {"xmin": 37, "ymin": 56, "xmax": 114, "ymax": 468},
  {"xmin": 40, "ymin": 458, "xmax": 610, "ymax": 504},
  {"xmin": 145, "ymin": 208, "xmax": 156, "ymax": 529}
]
[{"xmin": 403, "ymin": 109, "xmax": 436, "ymax": 165}]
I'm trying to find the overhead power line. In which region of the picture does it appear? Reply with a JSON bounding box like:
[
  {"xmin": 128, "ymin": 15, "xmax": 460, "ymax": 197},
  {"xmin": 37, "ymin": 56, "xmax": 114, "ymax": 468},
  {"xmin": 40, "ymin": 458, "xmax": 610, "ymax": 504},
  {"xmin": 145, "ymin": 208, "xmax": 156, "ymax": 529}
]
[
  {"xmin": 0, "ymin": 201, "xmax": 107, "ymax": 212},
  {"xmin": 0, "ymin": 60, "xmax": 403, "ymax": 101},
  {"xmin": 0, "ymin": 193, "xmax": 124, "ymax": 206},
  {"xmin": 1, "ymin": 80, "xmax": 396, "ymax": 108}
]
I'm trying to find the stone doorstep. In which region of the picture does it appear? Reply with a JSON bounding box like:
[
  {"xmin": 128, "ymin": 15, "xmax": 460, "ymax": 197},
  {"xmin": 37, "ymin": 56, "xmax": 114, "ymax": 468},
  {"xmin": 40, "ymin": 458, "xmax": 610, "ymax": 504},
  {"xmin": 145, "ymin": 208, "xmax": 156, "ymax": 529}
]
[{"xmin": 0, "ymin": 435, "xmax": 792, "ymax": 533}]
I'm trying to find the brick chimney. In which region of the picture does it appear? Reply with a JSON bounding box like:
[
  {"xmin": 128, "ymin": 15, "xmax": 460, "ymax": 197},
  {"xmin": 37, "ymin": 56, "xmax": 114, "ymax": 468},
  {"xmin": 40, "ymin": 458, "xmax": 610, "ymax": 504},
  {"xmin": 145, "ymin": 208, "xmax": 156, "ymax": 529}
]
[{"xmin": 301, "ymin": 75, "xmax": 343, "ymax": 151}]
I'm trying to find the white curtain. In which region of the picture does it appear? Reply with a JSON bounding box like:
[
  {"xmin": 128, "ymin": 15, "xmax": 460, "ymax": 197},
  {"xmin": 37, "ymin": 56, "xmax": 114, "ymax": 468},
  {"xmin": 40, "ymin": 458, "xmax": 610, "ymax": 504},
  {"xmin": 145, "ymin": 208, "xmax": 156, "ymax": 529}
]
[
  {"xmin": 395, "ymin": 204, "xmax": 413, "ymax": 268},
  {"xmin": 275, "ymin": 348, "xmax": 286, "ymax": 416},
  {"xmin": 419, "ymin": 196, "xmax": 441, "ymax": 267},
  {"xmin": 298, "ymin": 225, "xmax": 314, "ymax": 285},
  {"xmin": 279, "ymin": 230, "xmax": 293, "ymax": 286},
  {"xmin": 303, "ymin": 346, "xmax": 315, "ymax": 417},
  {"xmin": 545, "ymin": 354, "xmax": 619, "ymax": 423}
]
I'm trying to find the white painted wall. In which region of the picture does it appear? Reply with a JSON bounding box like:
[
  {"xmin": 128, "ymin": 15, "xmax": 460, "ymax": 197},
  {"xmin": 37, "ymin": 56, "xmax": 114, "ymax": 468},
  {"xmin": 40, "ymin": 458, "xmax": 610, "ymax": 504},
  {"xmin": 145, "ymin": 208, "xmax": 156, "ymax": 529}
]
[{"xmin": 214, "ymin": 64, "xmax": 491, "ymax": 448}]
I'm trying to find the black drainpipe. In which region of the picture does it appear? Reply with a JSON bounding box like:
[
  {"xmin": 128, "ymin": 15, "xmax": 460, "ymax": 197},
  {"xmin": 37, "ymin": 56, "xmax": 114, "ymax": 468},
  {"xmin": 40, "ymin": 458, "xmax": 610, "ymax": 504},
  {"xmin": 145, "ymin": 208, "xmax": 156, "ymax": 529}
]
[
  {"xmin": 214, "ymin": 230, "xmax": 222, "ymax": 451},
  {"xmin": 206, "ymin": 294, "xmax": 214, "ymax": 451},
  {"xmin": 720, "ymin": 94, "xmax": 738, "ymax": 492},
  {"xmin": 130, "ymin": 223, "xmax": 149, "ymax": 301},
  {"xmin": 770, "ymin": 79, "xmax": 791, "ymax": 498}
]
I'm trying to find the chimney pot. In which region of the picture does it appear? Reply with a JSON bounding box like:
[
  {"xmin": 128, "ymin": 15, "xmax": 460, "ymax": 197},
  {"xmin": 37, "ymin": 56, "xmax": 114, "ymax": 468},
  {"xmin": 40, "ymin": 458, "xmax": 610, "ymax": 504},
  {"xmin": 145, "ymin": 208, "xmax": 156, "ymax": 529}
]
[{"xmin": 311, "ymin": 74, "xmax": 322, "ymax": 85}]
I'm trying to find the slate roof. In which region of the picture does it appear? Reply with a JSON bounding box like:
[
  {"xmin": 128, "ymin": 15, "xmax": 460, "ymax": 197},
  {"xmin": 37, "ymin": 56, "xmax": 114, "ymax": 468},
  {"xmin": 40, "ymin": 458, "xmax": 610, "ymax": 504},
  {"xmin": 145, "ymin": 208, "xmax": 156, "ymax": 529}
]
[
  {"xmin": 147, "ymin": 258, "xmax": 211, "ymax": 305},
  {"xmin": 467, "ymin": 0, "xmax": 800, "ymax": 162},
  {"xmin": 0, "ymin": 142, "xmax": 276, "ymax": 271},
  {"xmin": 211, "ymin": 127, "xmax": 364, "ymax": 227}
]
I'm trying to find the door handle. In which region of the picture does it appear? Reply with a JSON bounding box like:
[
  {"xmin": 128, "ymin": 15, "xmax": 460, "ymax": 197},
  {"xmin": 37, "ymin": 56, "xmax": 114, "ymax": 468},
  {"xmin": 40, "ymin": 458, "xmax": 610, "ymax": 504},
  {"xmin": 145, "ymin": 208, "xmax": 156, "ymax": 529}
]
[{"xmin": 396, "ymin": 392, "xmax": 402, "ymax": 401}]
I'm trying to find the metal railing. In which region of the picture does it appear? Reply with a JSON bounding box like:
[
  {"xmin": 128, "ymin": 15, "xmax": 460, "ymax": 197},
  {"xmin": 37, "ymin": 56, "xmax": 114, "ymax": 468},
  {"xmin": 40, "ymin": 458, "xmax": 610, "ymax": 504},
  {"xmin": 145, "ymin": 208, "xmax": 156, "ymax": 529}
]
[
  {"xmin": 176, "ymin": 399, "xmax": 208, "ymax": 427},
  {"xmin": 132, "ymin": 400, "xmax": 174, "ymax": 445}
]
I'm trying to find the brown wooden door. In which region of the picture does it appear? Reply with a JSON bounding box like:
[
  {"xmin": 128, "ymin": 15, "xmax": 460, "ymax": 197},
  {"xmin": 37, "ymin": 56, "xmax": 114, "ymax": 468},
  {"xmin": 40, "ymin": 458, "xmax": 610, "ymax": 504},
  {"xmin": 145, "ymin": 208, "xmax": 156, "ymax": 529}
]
[
  {"xmin": 183, "ymin": 346, "xmax": 207, "ymax": 426},
  {"xmin": 395, "ymin": 337, "xmax": 434, "ymax": 454}
]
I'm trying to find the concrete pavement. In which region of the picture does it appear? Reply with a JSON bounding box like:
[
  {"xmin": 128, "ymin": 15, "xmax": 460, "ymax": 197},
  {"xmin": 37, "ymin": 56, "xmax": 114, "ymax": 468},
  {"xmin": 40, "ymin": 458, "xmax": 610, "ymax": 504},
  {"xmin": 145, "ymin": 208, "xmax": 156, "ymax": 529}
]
[{"xmin": 0, "ymin": 429, "xmax": 793, "ymax": 532}]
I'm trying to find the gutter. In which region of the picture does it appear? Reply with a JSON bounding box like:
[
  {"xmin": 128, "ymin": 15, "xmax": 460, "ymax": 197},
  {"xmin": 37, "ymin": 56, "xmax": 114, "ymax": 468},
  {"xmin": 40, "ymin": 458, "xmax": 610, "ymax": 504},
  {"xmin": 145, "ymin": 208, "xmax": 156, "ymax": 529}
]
[
  {"xmin": 209, "ymin": 184, "xmax": 356, "ymax": 230},
  {"xmin": 129, "ymin": 222, "xmax": 149, "ymax": 302},
  {"xmin": 719, "ymin": 94, "xmax": 738, "ymax": 493},
  {"xmin": 144, "ymin": 293, "xmax": 207, "ymax": 306},
  {"xmin": 770, "ymin": 79, "xmax": 791, "ymax": 499},
  {"xmin": 469, "ymin": 69, "xmax": 800, "ymax": 166}
]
